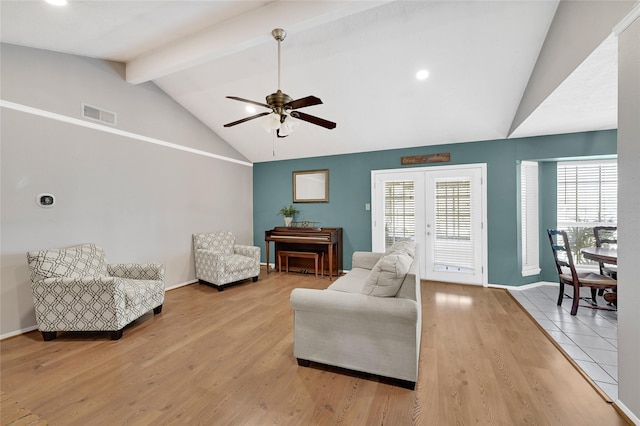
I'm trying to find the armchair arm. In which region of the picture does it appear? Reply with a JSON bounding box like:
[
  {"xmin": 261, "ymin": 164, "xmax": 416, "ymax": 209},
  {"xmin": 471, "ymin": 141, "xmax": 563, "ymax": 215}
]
[
  {"xmin": 108, "ymin": 263, "xmax": 165, "ymax": 281},
  {"xmin": 234, "ymin": 244, "xmax": 260, "ymax": 261},
  {"xmin": 290, "ymin": 288, "xmax": 418, "ymax": 325},
  {"xmin": 31, "ymin": 277, "xmax": 129, "ymax": 331},
  {"xmin": 352, "ymin": 251, "xmax": 384, "ymax": 270},
  {"xmin": 35, "ymin": 276, "xmax": 121, "ymax": 293}
]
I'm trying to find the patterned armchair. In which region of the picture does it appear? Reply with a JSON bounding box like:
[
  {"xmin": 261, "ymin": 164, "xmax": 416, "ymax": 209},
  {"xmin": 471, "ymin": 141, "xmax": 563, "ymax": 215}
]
[
  {"xmin": 193, "ymin": 231, "xmax": 260, "ymax": 291},
  {"xmin": 27, "ymin": 244, "xmax": 165, "ymax": 341}
]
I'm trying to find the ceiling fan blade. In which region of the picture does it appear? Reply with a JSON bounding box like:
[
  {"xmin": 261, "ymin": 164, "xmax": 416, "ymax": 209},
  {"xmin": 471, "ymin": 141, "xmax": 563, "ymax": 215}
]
[
  {"xmin": 224, "ymin": 112, "xmax": 271, "ymax": 127},
  {"xmin": 290, "ymin": 111, "xmax": 336, "ymax": 129},
  {"xmin": 284, "ymin": 96, "xmax": 323, "ymax": 110},
  {"xmin": 226, "ymin": 96, "xmax": 272, "ymax": 109}
]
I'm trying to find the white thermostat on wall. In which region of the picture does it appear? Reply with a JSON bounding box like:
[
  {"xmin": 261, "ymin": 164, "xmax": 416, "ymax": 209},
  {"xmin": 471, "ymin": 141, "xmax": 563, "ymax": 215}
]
[{"xmin": 36, "ymin": 193, "xmax": 55, "ymax": 208}]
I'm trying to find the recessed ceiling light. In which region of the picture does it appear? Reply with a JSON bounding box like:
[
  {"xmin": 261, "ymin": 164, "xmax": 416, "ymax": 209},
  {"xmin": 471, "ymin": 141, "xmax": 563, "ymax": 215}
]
[
  {"xmin": 45, "ymin": 0, "xmax": 67, "ymax": 5},
  {"xmin": 416, "ymin": 70, "xmax": 429, "ymax": 80},
  {"xmin": 246, "ymin": 106, "xmax": 256, "ymax": 114}
]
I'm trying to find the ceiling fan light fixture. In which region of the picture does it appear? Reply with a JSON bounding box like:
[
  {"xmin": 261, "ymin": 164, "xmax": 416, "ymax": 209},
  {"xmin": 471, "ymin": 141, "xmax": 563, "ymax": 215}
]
[
  {"xmin": 263, "ymin": 114, "xmax": 281, "ymax": 132},
  {"xmin": 284, "ymin": 116, "xmax": 300, "ymax": 132}
]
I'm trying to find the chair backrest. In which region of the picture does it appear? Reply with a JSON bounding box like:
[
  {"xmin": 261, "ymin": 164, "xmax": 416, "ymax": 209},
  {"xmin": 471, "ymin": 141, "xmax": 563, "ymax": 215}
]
[
  {"xmin": 546, "ymin": 229, "xmax": 578, "ymax": 279},
  {"xmin": 27, "ymin": 243, "xmax": 108, "ymax": 283},
  {"xmin": 594, "ymin": 226, "xmax": 617, "ymax": 248},
  {"xmin": 193, "ymin": 232, "xmax": 235, "ymax": 255},
  {"xmin": 593, "ymin": 226, "xmax": 617, "ymax": 274}
]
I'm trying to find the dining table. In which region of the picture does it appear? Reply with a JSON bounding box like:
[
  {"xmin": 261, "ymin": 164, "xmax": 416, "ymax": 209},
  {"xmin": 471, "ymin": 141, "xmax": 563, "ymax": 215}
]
[
  {"xmin": 581, "ymin": 246, "xmax": 618, "ymax": 265},
  {"xmin": 581, "ymin": 246, "xmax": 618, "ymax": 304}
]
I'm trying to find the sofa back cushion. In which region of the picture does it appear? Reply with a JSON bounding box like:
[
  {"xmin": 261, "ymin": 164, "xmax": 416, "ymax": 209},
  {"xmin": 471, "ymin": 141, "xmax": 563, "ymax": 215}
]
[
  {"xmin": 385, "ymin": 241, "xmax": 416, "ymax": 258},
  {"xmin": 193, "ymin": 232, "xmax": 235, "ymax": 255},
  {"xmin": 361, "ymin": 253, "xmax": 413, "ymax": 297},
  {"xmin": 27, "ymin": 244, "xmax": 108, "ymax": 283}
]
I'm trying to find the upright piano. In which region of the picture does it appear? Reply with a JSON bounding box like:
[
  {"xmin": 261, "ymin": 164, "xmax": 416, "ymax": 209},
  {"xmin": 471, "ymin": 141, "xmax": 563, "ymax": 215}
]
[{"xmin": 265, "ymin": 227, "xmax": 343, "ymax": 279}]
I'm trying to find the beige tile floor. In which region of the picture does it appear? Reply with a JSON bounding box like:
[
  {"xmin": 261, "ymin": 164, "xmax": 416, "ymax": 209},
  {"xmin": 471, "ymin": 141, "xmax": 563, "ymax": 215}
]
[{"xmin": 509, "ymin": 284, "xmax": 618, "ymax": 400}]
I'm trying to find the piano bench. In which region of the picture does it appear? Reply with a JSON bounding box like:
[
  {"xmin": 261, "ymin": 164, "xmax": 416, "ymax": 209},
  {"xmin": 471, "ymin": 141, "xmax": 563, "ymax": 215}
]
[{"xmin": 278, "ymin": 250, "xmax": 324, "ymax": 278}]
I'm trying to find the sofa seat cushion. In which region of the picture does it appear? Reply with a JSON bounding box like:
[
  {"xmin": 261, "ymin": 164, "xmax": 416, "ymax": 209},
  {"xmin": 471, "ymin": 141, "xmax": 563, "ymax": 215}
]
[
  {"xmin": 327, "ymin": 268, "xmax": 370, "ymax": 294},
  {"xmin": 362, "ymin": 253, "xmax": 412, "ymax": 297}
]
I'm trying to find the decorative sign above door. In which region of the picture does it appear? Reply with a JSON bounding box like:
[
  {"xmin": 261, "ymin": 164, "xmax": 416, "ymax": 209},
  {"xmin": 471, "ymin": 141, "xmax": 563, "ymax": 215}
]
[{"xmin": 401, "ymin": 153, "xmax": 450, "ymax": 165}]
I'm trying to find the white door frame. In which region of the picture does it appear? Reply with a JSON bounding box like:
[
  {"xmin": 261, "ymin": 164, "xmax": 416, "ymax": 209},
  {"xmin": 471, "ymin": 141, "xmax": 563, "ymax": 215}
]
[{"xmin": 371, "ymin": 164, "xmax": 488, "ymax": 286}]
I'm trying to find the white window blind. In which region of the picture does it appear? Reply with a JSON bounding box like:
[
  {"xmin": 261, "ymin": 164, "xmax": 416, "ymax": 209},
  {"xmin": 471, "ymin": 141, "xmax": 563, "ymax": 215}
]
[
  {"xmin": 557, "ymin": 160, "xmax": 617, "ymax": 266},
  {"xmin": 384, "ymin": 180, "xmax": 415, "ymax": 249},
  {"xmin": 558, "ymin": 161, "xmax": 617, "ymax": 226},
  {"xmin": 433, "ymin": 178, "xmax": 474, "ymax": 271},
  {"xmin": 521, "ymin": 161, "xmax": 540, "ymax": 276}
]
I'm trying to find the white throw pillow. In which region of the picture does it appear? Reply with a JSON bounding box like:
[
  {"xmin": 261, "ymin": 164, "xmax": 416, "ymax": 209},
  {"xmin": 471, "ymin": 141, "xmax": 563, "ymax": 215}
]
[
  {"xmin": 361, "ymin": 253, "xmax": 412, "ymax": 297},
  {"xmin": 385, "ymin": 241, "xmax": 416, "ymax": 258}
]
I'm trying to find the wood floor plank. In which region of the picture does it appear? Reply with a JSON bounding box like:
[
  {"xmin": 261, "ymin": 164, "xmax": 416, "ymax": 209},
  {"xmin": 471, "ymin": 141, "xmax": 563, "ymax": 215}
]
[{"xmin": 0, "ymin": 270, "xmax": 629, "ymax": 425}]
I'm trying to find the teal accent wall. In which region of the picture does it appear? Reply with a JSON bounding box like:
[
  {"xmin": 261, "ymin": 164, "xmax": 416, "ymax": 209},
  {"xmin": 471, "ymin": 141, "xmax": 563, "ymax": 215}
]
[{"xmin": 254, "ymin": 130, "xmax": 616, "ymax": 286}]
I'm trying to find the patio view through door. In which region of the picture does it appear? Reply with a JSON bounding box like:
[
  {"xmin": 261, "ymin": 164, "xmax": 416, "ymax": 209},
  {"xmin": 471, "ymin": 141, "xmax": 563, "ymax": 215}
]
[{"xmin": 372, "ymin": 164, "xmax": 486, "ymax": 285}]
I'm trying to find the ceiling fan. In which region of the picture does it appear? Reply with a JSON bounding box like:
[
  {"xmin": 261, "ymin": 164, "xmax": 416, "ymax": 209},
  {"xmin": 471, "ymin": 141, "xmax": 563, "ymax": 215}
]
[{"xmin": 223, "ymin": 28, "xmax": 336, "ymax": 138}]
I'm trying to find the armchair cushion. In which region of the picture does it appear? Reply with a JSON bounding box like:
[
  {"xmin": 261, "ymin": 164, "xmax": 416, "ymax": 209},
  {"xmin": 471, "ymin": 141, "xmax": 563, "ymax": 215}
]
[
  {"xmin": 193, "ymin": 231, "xmax": 235, "ymax": 255},
  {"xmin": 28, "ymin": 243, "xmax": 108, "ymax": 283}
]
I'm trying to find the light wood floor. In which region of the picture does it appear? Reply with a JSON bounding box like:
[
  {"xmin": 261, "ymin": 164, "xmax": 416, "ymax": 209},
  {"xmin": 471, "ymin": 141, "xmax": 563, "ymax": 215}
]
[{"xmin": 0, "ymin": 268, "xmax": 629, "ymax": 425}]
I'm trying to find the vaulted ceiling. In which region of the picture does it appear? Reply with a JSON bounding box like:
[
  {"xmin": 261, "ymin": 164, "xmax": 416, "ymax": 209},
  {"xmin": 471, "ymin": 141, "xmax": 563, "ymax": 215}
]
[{"xmin": 1, "ymin": 1, "xmax": 635, "ymax": 163}]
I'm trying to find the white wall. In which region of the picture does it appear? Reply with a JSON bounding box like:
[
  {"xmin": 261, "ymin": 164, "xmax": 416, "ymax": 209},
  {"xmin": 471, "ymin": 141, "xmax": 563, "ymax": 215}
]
[
  {"xmin": 0, "ymin": 44, "xmax": 254, "ymax": 337},
  {"xmin": 616, "ymin": 8, "xmax": 640, "ymax": 422}
]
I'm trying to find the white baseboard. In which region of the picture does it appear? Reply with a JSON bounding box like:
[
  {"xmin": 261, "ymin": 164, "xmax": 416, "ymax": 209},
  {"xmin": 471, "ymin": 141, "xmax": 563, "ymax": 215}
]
[
  {"xmin": 166, "ymin": 279, "xmax": 198, "ymax": 291},
  {"xmin": 1, "ymin": 325, "xmax": 38, "ymax": 340},
  {"xmin": 614, "ymin": 400, "xmax": 640, "ymax": 425},
  {"xmin": 488, "ymin": 281, "xmax": 557, "ymax": 291}
]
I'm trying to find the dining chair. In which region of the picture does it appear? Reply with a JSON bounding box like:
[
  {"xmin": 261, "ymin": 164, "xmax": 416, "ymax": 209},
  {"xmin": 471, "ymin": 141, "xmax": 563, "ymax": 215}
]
[
  {"xmin": 593, "ymin": 226, "xmax": 617, "ymax": 279},
  {"xmin": 546, "ymin": 229, "xmax": 617, "ymax": 315}
]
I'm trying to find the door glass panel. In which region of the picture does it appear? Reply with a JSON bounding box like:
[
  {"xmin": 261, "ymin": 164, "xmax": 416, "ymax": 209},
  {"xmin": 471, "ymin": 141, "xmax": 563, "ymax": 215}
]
[
  {"xmin": 433, "ymin": 178, "xmax": 474, "ymax": 273},
  {"xmin": 384, "ymin": 180, "xmax": 415, "ymax": 249}
]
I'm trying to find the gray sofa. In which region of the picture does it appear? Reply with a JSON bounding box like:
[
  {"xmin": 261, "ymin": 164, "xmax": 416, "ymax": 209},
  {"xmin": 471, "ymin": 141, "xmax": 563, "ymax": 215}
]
[{"xmin": 290, "ymin": 242, "xmax": 421, "ymax": 389}]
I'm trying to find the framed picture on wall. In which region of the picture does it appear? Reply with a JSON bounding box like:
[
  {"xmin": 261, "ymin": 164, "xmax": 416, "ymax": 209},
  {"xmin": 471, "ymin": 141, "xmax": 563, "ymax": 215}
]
[{"xmin": 293, "ymin": 169, "xmax": 329, "ymax": 203}]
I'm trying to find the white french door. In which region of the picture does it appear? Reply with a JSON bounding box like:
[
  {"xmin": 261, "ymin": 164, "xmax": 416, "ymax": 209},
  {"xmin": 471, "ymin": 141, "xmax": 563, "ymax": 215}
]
[{"xmin": 372, "ymin": 164, "xmax": 486, "ymax": 285}]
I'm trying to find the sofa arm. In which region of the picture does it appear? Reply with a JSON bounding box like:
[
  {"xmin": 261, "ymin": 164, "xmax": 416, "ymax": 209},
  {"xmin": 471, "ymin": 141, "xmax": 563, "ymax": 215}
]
[
  {"xmin": 108, "ymin": 263, "xmax": 165, "ymax": 281},
  {"xmin": 290, "ymin": 288, "xmax": 418, "ymax": 325},
  {"xmin": 234, "ymin": 244, "xmax": 260, "ymax": 261},
  {"xmin": 351, "ymin": 251, "xmax": 384, "ymax": 270}
]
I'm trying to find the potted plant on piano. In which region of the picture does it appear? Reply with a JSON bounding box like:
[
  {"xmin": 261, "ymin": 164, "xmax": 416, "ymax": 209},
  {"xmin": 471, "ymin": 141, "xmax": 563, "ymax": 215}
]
[{"xmin": 278, "ymin": 204, "xmax": 300, "ymax": 227}]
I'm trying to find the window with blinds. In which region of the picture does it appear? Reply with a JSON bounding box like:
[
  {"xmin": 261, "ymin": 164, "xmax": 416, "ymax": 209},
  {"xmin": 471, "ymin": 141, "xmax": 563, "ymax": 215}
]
[
  {"xmin": 384, "ymin": 180, "xmax": 415, "ymax": 249},
  {"xmin": 521, "ymin": 161, "xmax": 540, "ymax": 276},
  {"xmin": 557, "ymin": 160, "xmax": 617, "ymax": 266},
  {"xmin": 433, "ymin": 178, "xmax": 474, "ymax": 272}
]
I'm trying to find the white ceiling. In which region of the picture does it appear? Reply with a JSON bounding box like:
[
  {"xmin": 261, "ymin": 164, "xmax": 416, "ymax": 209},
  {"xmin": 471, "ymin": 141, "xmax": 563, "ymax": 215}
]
[{"xmin": 0, "ymin": 1, "xmax": 632, "ymax": 163}]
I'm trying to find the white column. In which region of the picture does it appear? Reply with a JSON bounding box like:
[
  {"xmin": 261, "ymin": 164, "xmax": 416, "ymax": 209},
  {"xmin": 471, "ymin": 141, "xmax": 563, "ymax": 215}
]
[{"xmin": 614, "ymin": 3, "xmax": 640, "ymax": 422}]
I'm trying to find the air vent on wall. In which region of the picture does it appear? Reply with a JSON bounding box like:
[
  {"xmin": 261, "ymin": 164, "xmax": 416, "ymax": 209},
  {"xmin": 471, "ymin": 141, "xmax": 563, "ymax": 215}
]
[{"xmin": 82, "ymin": 103, "xmax": 117, "ymax": 126}]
